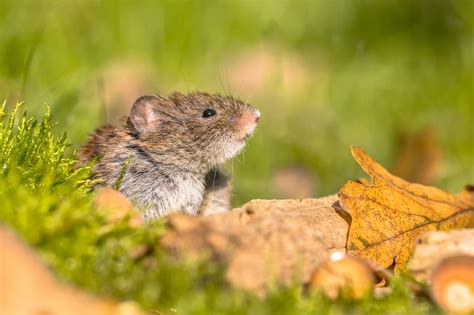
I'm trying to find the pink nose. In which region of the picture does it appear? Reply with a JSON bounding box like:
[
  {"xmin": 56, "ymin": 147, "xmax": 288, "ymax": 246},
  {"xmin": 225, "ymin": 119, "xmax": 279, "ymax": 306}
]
[
  {"xmin": 234, "ymin": 110, "xmax": 260, "ymax": 139},
  {"xmin": 239, "ymin": 111, "xmax": 259, "ymax": 128}
]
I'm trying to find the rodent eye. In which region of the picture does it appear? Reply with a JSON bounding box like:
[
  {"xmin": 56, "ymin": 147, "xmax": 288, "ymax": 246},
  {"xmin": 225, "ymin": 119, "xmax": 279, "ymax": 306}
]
[{"xmin": 202, "ymin": 108, "xmax": 216, "ymax": 118}]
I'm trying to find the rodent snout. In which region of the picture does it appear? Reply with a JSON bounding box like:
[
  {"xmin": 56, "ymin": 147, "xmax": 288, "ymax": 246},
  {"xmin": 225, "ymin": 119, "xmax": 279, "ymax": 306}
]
[{"xmin": 234, "ymin": 110, "xmax": 260, "ymax": 141}]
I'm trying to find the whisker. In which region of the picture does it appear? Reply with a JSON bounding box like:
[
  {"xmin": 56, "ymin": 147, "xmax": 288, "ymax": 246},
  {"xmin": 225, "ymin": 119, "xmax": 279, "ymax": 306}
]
[
  {"xmin": 97, "ymin": 77, "xmax": 107, "ymax": 124},
  {"xmin": 218, "ymin": 70, "xmax": 226, "ymax": 96},
  {"xmin": 212, "ymin": 168, "xmax": 217, "ymax": 193}
]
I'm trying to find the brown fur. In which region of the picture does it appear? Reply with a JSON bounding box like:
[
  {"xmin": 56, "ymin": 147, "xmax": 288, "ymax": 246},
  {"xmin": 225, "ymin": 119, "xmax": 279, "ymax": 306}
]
[{"xmin": 79, "ymin": 92, "xmax": 259, "ymax": 220}]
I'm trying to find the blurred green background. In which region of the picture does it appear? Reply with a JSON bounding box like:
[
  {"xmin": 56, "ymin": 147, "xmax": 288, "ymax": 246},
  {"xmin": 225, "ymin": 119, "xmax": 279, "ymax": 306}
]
[{"xmin": 1, "ymin": 0, "xmax": 472, "ymax": 205}]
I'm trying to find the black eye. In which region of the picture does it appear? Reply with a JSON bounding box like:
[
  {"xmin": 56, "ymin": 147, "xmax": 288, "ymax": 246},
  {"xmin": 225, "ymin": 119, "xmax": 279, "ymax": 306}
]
[{"xmin": 202, "ymin": 108, "xmax": 216, "ymax": 118}]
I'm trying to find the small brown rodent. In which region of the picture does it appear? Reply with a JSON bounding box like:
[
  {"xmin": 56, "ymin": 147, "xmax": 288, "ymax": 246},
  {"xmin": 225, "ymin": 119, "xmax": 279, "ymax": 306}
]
[{"xmin": 79, "ymin": 92, "xmax": 260, "ymax": 221}]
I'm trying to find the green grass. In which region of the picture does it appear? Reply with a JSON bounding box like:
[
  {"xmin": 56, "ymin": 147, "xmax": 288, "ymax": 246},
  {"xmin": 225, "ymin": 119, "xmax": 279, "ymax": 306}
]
[
  {"xmin": 0, "ymin": 1, "xmax": 472, "ymax": 313},
  {"xmin": 0, "ymin": 0, "xmax": 472, "ymax": 205},
  {"xmin": 0, "ymin": 103, "xmax": 442, "ymax": 315}
]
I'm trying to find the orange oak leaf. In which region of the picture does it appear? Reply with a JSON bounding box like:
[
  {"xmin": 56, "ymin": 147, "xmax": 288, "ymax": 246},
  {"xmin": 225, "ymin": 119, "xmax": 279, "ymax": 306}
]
[{"xmin": 338, "ymin": 147, "xmax": 474, "ymax": 271}]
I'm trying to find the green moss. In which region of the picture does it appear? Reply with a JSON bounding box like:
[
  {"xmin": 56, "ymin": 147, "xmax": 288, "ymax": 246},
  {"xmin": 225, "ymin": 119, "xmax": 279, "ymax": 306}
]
[
  {"xmin": 2, "ymin": 1, "xmax": 469, "ymax": 312},
  {"xmin": 0, "ymin": 105, "xmax": 440, "ymax": 315}
]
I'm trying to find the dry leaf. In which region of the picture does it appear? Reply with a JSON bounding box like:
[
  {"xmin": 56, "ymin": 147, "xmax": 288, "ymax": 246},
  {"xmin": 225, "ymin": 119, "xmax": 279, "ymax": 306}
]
[
  {"xmin": 272, "ymin": 165, "xmax": 317, "ymax": 199},
  {"xmin": 101, "ymin": 58, "xmax": 155, "ymax": 124},
  {"xmin": 338, "ymin": 147, "xmax": 474, "ymax": 271},
  {"xmin": 224, "ymin": 44, "xmax": 314, "ymax": 94},
  {"xmin": 393, "ymin": 126, "xmax": 441, "ymax": 185},
  {"xmin": 459, "ymin": 185, "xmax": 474, "ymax": 204},
  {"xmin": 162, "ymin": 195, "xmax": 348, "ymax": 294},
  {"xmin": 408, "ymin": 229, "xmax": 474, "ymax": 282},
  {"xmin": 0, "ymin": 225, "xmax": 144, "ymax": 315},
  {"xmin": 94, "ymin": 187, "xmax": 143, "ymax": 228}
]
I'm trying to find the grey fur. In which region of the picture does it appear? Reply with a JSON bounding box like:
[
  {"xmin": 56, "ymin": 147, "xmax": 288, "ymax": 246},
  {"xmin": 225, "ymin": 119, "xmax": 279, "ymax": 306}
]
[{"xmin": 79, "ymin": 92, "xmax": 259, "ymax": 220}]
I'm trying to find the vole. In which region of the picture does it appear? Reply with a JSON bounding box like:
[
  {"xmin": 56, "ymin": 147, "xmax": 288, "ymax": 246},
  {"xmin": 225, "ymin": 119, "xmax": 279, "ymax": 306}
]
[{"xmin": 79, "ymin": 92, "xmax": 260, "ymax": 221}]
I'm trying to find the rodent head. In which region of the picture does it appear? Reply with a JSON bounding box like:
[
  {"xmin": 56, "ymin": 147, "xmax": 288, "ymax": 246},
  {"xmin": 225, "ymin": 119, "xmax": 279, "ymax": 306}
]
[{"xmin": 127, "ymin": 92, "xmax": 260, "ymax": 170}]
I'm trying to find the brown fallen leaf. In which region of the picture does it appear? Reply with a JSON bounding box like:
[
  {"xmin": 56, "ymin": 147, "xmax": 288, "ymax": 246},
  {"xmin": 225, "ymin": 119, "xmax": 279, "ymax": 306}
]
[
  {"xmin": 224, "ymin": 44, "xmax": 316, "ymax": 95},
  {"xmin": 393, "ymin": 126, "xmax": 441, "ymax": 185},
  {"xmin": 0, "ymin": 225, "xmax": 144, "ymax": 315},
  {"xmin": 338, "ymin": 147, "xmax": 474, "ymax": 271},
  {"xmin": 459, "ymin": 185, "xmax": 474, "ymax": 204},
  {"xmin": 162, "ymin": 195, "xmax": 348, "ymax": 294},
  {"xmin": 408, "ymin": 229, "xmax": 474, "ymax": 282},
  {"xmin": 272, "ymin": 165, "xmax": 317, "ymax": 199},
  {"xmin": 94, "ymin": 187, "xmax": 144, "ymax": 228},
  {"xmin": 100, "ymin": 58, "xmax": 155, "ymax": 124}
]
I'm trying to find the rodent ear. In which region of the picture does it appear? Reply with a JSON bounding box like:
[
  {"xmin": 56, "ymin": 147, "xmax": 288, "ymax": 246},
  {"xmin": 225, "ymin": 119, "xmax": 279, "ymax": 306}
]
[{"xmin": 129, "ymin": 95, "xmax": 160, "ymax": 134}]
